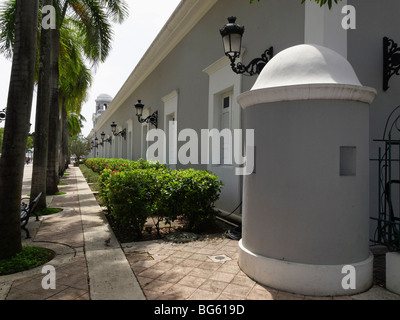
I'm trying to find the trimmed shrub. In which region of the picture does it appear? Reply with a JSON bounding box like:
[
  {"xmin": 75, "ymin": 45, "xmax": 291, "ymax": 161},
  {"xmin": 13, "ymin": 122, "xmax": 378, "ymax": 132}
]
[
  {"xmin": 106, "ymin": 169, "xmax": 159, "ymax": 239},
  {"xmin": 85, "ymin": 158, "xmax": 223, "ymax": 238}
]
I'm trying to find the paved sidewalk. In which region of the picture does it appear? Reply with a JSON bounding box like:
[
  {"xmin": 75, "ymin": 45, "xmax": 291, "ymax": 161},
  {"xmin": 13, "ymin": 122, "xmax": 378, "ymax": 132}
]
[
  {"xmin": 1, "ymin": 165, "xmax": 144, "ymax": 300},
  {"xmin": 0, "ymin": 165, "xmax": 399, "ymax": 300}
]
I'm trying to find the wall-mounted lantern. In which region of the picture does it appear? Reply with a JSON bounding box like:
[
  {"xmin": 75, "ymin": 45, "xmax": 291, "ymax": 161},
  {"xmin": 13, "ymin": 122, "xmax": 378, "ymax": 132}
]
[
  {"xmin": 101, "ymin": 131, "xmax": 112, "ymax": 144},
  {"xmin": 220, "ymin": 16, "xmax": 273, "ymax": 76},
  {"xmin": 111, "ymin": 122, "xmax": 127, "ymax": 140},
  {"xmin": 0, "ymin": 108, "xmax": 6, "ymax": 123},
  {"xmin": 134, "ymin": 100, "xmax": 158, "ymax": 128},
  {"xmin": 384, "ymin": 37, "xmax": 400, "ymax": 91}
]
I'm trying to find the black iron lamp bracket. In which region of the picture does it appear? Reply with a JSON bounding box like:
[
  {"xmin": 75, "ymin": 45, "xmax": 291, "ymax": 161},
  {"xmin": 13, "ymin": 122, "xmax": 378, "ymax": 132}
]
[
  {"xmin": 0, "ymin": 108, "xmax": 6, "ymax": 123},
  {"xmin": 137, "ymin": 111, "xmax": 158, "ymax": 129},
  {"xmin": 229, "ymin": 47, "xmax": 274, "ymax": 76},
  {"xmin": 113, "ymin": 128, "xmax": 127, "ymax": 140},
  {"xmin": 384, "ymin": 37, "xmax": 400, "ymax": 91}
]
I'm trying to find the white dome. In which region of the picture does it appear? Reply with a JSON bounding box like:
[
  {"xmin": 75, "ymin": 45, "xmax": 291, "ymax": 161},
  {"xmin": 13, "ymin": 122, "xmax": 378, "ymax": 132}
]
[
  {"xmin": 96, "ymin": 93, "xmax": 113, "ymax": 101},
  {"xmin": 238, "ymin": 44, "xmax": 377, "ymax": 109},
  {"xmin": 252, "ymin": 44, "xmax": 362, "ymax": 90}
]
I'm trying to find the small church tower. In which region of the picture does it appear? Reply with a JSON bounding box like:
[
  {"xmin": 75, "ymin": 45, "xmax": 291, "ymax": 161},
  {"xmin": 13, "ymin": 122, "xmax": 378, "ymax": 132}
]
[{"xmin": 92, "ymin": 93, "xmax": 113, "ymax": 127}]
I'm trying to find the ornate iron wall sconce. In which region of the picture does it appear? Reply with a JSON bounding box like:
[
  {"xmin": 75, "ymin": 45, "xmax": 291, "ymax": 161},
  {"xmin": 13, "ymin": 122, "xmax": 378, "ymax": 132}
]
[
  {"xmin": 384, "ymin": 37, "xmax": 400, "ymax": 91},
  {"xmin": 134, "ymin": 100, "xmax": 158, "ymax": 128},
  {"xmin": 0, "ymin": 108, "xmax": 6, "ymax": 123},
  {"xmin": 91, "ymin": 136, "xmax": 99, "ymax": 154},
  {"xmin": 101, "ymin": 131, "xmax": 112, "ymax": 144},
  {"xmin": 110, "ymin": 122, "xmax": 127, "ymax": 139},
  {"xmin": 220, "ymin": 17, "xmax": 273, "ymax": 76}
]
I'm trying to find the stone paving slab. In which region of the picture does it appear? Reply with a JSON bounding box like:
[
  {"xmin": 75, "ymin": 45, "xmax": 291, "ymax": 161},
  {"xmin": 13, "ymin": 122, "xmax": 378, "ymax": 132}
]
[
  {"xmin": 121, "ymin": 238, "xmax": 400, "ymax": 300},
  {"xmin": 75, "ymin": 166, "xmax": 146, "ymax": 300}
]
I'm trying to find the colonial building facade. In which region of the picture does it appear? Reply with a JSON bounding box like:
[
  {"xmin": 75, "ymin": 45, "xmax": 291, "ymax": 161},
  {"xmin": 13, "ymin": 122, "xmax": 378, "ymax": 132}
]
[{"xmin": 88, "ymin": 0, "xmax": 400, "ymax": 284}]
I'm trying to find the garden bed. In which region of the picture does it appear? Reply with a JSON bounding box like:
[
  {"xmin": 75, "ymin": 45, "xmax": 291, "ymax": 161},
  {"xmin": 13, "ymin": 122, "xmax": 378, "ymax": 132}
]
[{"xmin": 82, "ymin": 160, "xmax": 231, "ymax": 243}]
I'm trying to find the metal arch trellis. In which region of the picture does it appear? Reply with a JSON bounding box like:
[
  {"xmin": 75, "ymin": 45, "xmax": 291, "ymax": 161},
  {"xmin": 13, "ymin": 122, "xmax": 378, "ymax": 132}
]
[{"xmin": 371, "ymin": 105, "xmax": 400, "ymax": 251}]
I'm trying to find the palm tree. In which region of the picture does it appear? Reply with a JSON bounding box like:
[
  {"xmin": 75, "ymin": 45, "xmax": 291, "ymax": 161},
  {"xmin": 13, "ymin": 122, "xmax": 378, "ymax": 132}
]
[
  {"xmin": 1, "ymin": 0, "xmax": 128, "ymax": 205},
  {"xmin": 59, "ymin": 20, "xmax": 92, "ymax": 171},
  {"xmin": 31, "ymin": 0, "xmax": 54, "ymax": 208},
  {"xmin": 0, "ymin": 0, "xmax": 39, "ymax": 259},
  {"xmin": 45, "ymin": 0, "xmax": 128, "ymax": 195}
]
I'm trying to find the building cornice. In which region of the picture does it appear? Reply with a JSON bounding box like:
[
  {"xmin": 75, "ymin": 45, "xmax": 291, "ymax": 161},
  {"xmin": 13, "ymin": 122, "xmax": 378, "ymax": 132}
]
[{"xmin": 93, "ymin": 0, "xmax": 219, "ymax": 133}]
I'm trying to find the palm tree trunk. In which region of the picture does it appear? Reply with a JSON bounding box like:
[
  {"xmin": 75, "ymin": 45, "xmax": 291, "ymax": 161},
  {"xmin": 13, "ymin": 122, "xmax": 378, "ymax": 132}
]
[
  {"xmin": 31, "ymin": 0, "xmax": 53, "ymax": 210},
  {"xmin": 46, "ymin": 27, "xmax": 60, "ymax": 195},
  {"xmin": 0, "ymin": 0, "xmax": 39, "ymax": 260}
]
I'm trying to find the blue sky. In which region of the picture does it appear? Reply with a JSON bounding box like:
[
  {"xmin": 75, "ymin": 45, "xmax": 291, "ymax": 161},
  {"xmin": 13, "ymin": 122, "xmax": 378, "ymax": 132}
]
[{"xmin": 0, "ymin": 0, "xmax": 181, "ymax": 136}]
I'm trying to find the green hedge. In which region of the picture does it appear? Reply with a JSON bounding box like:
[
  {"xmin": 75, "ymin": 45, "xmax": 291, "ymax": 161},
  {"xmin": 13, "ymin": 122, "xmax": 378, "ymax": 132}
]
[{"xmin": 86, "ymin": 159, "xmax": 223, "ymax": 239}]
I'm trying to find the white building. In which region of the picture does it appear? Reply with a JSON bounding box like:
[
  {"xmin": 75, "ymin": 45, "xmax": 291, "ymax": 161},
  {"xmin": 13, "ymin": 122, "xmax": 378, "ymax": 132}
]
[{"xmin": 88, "ymin": 0, "xmax": 400, "ymax": 295}]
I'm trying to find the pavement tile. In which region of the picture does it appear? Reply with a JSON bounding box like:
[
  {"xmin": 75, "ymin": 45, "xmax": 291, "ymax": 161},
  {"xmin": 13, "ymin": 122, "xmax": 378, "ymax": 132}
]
[
  {"xmin": 145, "ymin": 290, "xmax": 163, "ymax": 300},
  {"xmin": 246, "ymin": 285, "xmax": 278, "ymax": 300},
  {"xmin": 137, "ymin": 276, "xmax": 154, "ymax": 287},
  {"xmin": 47, "ymin": 287, "xmax": 88, "ymax": 300},
  {"xmin": 151, "ymin": 261, "xmax": 176, "ymax": 272},
  {"xmin": 6, "ymin": 288, "xmax": 47, "ymax": 300},
  {"xmin": 188, "ymin": 288, "xmax": 220, "ymax": 300},
  {"xmin": 157, "ymin": 270, "xmax": 186, "ymax": 284},
  {"xmin": 222, "ymin": 283, "xmax": 253, "ymax": 298},
  {"xmin": 131, "ymin": 259, "xmax": 159, "ymax": 270},
  {"xmin": 197, "ymin": 261, "xmax": 222, "ymax": 272},
  {"xmin": 177, "ymin": 259, "xmax": 203, "ymax": 268},
  {"xmin": 199, "ymin": 279, "xmax": 229, "ymax": 294},
  {"xmin": 218, "ymin": 292, "xmax": 246, "ymax": 300},
  {"xmin": 177, "ymin": 275, "xmax": 207, "ymax": 289},
  {"xmin": 166, "ymin": 284, "xmax": 197, "ymax": 299},
  {"xmin": 143, "ymin": 279, "xmax": 174, "ymax": 293},
  {"xmin": 57, "ymin": 272, "xmax": 88, "ymax": 291},
  {"xmin": 170, "ymin": 251, "xmax": 194, "ymax": 259},
  {"xmin": 188, "ymin": 267, "xmax": 215, "ymax": 279},
  {"xmin": 209, "ymin": 271, "xmax": 236, "ymax": 283},
  {"xmin": 138, "ymin": 268, "xmax": 166, "ymax": 280},
  {"xmin": 162, "ymin": 256, "xmax": 185, "ymax": 265},
  {"xmin": 231, "ymin": 275, "xmax": 256, "ymax": 287},
  {"xmin": 217, "ymin": 263, "xmax": 241, "ymax": 275},
  {"xmin": 189, "ymin": 253, "xmax": 210, "ymax": 262}
]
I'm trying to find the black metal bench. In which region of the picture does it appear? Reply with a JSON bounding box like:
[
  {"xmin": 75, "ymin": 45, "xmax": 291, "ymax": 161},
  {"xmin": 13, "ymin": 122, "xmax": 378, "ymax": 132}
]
[{"xmin": 21, "ymin": 192, "xmax": 42, "ymax": 239}]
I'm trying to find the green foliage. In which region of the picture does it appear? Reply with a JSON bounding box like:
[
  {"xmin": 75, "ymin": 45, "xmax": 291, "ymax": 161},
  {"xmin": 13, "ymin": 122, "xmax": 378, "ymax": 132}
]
[
  {"xmin": 250, "ymin": 0, "xmax": 342, "ymax": 9},
  {"xmin": 85, "ymin": 158, "xmax": 223, "ymax": 239},
  {"xmin": 0, "ymin": 246, "xmax": 54, "ymax": 276},
  {"xmin": 36, "ymin": 207, "xmax": 63, "ymax": 216},
  {"xmin": 69, "ymin": 134, "xmax": 90, "ymax": 162}
]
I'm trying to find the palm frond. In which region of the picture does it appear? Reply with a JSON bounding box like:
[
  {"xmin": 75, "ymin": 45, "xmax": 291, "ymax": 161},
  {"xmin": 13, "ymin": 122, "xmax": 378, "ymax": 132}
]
[{"xmin": 0, "ymin": 0, "xmax": 16, "ymax": 59}]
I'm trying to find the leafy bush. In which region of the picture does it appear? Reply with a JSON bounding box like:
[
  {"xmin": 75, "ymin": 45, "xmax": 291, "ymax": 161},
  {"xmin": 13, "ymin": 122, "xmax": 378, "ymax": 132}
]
[
  {"xmin": 85, "ymin": 158, "xmax": 223, "ymax": 239},
  {"xmin": 106, "ymin": 169, "xmax": 160, "ymax": 239},
  {"xmin": 85, "ymin": 158, "xmax": 166, "ymax": 174}
]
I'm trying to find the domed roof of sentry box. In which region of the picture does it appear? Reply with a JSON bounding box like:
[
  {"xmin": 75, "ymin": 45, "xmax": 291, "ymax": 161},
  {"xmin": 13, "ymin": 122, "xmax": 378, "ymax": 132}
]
[
  {"xmin": 252, "ymin": 44, "xmax": 362, "ymax": 89},
  {"xmin": 238, "ymin": 44, "xmax": 377, "ymax": 109}
]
